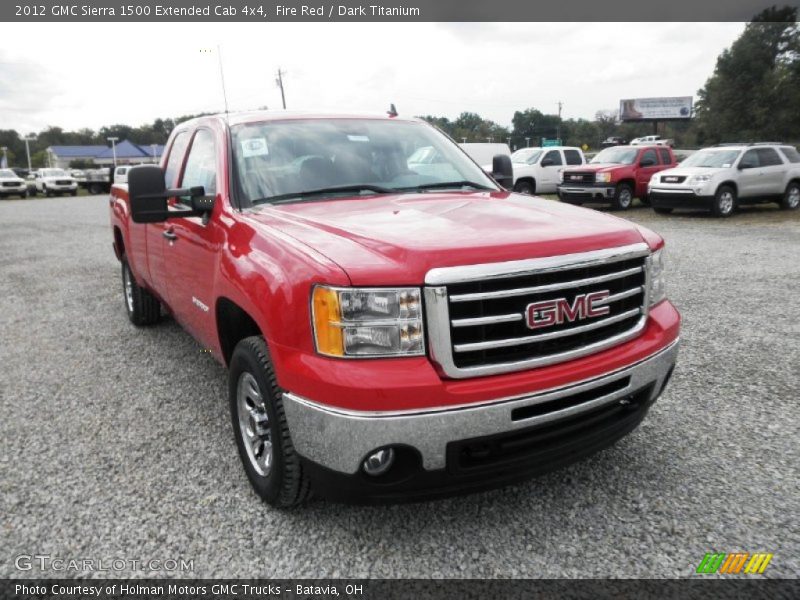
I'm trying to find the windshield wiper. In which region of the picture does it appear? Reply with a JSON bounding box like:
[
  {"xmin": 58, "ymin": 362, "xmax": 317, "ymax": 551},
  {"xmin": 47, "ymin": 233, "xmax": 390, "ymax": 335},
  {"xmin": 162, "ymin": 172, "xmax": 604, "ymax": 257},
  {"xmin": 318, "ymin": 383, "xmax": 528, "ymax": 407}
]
[
  {"xmin": 254, "ymin": 184, "xmax": 394, "ymax": 205},
  {"xmin": 401, "ymin": 181, "xmax": 495, "ymax": 192}
]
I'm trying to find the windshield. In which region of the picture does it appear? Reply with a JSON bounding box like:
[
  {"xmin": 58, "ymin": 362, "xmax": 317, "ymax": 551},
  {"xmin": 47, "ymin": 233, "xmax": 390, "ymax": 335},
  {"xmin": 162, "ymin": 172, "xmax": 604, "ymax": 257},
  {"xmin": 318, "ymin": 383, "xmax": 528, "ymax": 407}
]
[
  {"xmin": 680, "ymin": 149, "xmax": 740, "ymax": 168},
  {"xmin": 0, "ymin": 169, "xmax": 17, "ymax": 178},
  {"xmin": 42, "ymin": 169, "xmax": 68, "ymax": 177},
  {"xmin": 232, "ymin": 119, "xmax": 498, "ymax": 205},
  {"xmin": 590, "ymin": 147, "xmax": 638, "ymax": 165},
  {"xmin": 511, "ymin": 149, "xmax": 543, "ymax": 164}
]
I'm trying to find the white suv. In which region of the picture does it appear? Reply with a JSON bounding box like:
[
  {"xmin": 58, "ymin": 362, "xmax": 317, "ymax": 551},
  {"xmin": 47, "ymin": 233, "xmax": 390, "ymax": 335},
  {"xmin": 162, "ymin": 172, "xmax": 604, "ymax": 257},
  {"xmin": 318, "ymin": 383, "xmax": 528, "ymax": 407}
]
[
  {"xmin": 503, "ymin": 146, "xmax": 586, "ymax": 195},
  {"xmin": 648, "ymin": 144, "xmax": 800, "ymax": 217},
  {"xmin": 32, "ymin": 168, "xmax": 78, "ymax": 197}
]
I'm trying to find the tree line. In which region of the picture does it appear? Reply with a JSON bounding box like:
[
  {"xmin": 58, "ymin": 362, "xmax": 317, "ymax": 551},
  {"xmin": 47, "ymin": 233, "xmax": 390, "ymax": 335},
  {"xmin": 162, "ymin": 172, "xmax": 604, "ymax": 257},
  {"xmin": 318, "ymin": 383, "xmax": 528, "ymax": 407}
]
[{"xmin": 1, "ymin": 8, "xmax": 797, "ymax": 168}]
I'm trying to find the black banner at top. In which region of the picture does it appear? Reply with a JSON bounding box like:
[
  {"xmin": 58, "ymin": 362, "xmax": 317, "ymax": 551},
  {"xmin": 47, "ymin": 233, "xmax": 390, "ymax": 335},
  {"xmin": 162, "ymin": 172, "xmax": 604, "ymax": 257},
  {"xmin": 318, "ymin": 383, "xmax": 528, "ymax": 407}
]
[{"xmin": 2, "ymin": 0, "xmax": 799, "ymax": 22}]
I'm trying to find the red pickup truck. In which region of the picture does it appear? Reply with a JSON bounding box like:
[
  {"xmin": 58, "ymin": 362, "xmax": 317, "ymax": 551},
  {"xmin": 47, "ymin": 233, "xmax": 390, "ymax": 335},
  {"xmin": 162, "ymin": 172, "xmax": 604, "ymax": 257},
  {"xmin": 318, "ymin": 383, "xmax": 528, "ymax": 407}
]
[
  {"xmin": 109, "ymin": 112, "xmax": 680, "ymax": 506},
  {"xmin": 558, "ymin": 145, "xmax": 677, "ymax": 209}
]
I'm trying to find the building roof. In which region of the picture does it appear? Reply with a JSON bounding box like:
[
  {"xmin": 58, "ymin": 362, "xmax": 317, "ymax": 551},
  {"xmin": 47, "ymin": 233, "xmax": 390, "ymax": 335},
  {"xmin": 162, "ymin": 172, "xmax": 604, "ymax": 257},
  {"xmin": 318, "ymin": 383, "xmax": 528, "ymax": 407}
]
[
  {"xmin": 48, "ymin": 140, "xmax": 164, "ymax": 160},
  {"xmin": 94, "ymin": 140, "xmax": 164, "ymax": 159},
  {"xmin": 48, "ymin": 145, "xmax": 108, "ymax": 158}
]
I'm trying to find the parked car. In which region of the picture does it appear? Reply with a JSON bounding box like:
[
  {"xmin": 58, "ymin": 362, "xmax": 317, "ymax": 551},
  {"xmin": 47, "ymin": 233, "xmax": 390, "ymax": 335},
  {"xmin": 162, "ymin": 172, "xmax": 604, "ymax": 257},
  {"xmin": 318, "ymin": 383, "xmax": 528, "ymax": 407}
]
[
  {"xmin": 0, "ymin": 168, "xmax": 28, "ymax": 199},
  {"xmin": 631, "ymin": 135, "xmax": 674, "ymax": 147},
  {"xmin": 111, "ymin": 111, "xmax": 679, "ymax": 506},
  {"xmin": 648, "ymin": 143, "xmax": 800, "ymax": 217},
  {"xmin": 81, "ymin": 168, "xmax": 111, "ymax": 195},
  {"xmin": 558, "ymin": 145, "xmax": 677, "ymax": 210},
  {"xmin": 31, "ymin": 168, "xmax": 78, "ymax": 197},
  {"xmin": 459, "ymin": 142, "xmax": 511, "ymax": 170},
  {"xmin": 498, "ymin": 146, "xmax": 586, "ymax": 195},
  {"xmin": 601, "ymin": 136, "xmax": 628, "ymax": 148}
]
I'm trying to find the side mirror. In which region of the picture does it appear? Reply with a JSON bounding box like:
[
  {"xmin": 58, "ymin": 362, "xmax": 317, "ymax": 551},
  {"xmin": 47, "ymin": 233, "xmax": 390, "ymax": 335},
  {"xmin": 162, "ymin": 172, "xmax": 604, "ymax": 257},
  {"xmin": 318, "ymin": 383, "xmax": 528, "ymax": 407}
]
[
  {"xmin": 491, "ymin": 154, "xmax": 514, "ymax": 189},
  {"xmin": 541, "ymin": 158, "xmax": 555, "ymax": 167},
  {"xmin": 128, "ymin": 165, "xmax": 212, "ymax": 223}
]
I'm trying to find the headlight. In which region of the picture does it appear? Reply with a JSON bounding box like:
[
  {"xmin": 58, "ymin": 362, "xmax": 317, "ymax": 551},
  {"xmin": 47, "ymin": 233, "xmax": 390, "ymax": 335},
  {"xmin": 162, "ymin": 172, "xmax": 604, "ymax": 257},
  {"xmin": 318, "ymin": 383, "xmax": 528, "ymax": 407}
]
[
  {"xmin": 688, "ymin": 174, "xmax": 712, "ymax": 184},
  {"xmin": 648, "ymin": 249, "xmax": 667, "ymax": 306},
  {"xmin": 649, "ymin": 174, "xmax": 659, "ymax": 183},
  {"xmin": 595, "ymin": 172, "xmax": 611, "ymax": 183},
  {"xmin": 312, "ymin": 286, "xmax": 424, "ymax": 357}
]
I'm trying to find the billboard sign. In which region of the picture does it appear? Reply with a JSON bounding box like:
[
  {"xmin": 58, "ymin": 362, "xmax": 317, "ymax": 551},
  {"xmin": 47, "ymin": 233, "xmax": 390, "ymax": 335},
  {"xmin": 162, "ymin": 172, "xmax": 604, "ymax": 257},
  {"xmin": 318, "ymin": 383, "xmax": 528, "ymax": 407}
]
[{"xmin": 619, "ymin": 97, "xmax": 693, "ymax": 121}]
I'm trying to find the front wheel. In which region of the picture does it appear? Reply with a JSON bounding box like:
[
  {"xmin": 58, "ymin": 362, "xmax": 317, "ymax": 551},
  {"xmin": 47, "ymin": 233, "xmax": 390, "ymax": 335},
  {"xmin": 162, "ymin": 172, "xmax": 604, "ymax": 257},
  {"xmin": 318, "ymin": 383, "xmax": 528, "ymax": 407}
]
[
  {"xmin": 781, "ymin": 181, "xmax": 800, "ymax": 210},
  {"xmin": 229, "ymin": 336, "xmax": 311, "ymax": 508},
  {"xmin": 513, "ymin": 179, "xmax": 535, "ymax": 195},
  {"xmin": 612, "ymin": 183, "xmax": 633, "ymax": 210},
  {"xmin": 121, "ymin": 258, "xmax": 160, "ymax": 325},
  {"xmin": 712, "ymin": 185, "xmax": 736, "ymax": 218}
]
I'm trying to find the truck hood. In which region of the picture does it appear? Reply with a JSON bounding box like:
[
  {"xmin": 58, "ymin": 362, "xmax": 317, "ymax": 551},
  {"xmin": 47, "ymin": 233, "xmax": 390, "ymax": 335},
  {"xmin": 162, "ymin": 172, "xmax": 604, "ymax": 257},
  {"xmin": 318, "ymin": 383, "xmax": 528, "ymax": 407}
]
[{"xmin": 248, "ymin": 191, "xmax": 649, "ymax": 285}]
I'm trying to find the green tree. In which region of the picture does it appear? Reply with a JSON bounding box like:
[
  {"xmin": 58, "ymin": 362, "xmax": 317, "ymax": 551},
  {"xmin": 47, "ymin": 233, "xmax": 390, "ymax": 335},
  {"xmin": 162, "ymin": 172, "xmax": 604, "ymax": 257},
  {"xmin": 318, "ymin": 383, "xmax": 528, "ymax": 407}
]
[{"xmin": 695, "ymin": 7, "xmax": 800, "ymax": 143}]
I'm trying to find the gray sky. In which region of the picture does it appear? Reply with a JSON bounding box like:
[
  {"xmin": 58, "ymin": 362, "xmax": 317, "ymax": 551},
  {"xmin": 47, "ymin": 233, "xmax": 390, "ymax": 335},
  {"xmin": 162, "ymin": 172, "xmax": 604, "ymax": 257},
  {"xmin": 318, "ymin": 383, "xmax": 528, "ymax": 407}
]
[{"xmin": 1, "ymin": 22, "xmax": 745, "ymax": 134}]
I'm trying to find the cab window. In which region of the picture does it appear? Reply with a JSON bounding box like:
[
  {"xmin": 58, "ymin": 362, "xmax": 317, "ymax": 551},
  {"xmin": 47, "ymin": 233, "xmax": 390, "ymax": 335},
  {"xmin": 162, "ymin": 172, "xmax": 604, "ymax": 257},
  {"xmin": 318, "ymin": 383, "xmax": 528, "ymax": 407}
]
[
  {"xmin": 164, "ymin": 131, "xmax": 190, "ymax": 187},
  {"xmin": 756, "ymin": 148, "xmax": 781, "ymax": 167},
  {"xmin": 641, "ymin": 149, "xmax": 658, "ymax": 166},
  {"xmin": 564, "ymin": 149, "xmax": 582, "ymax": 165},
  {"xmin": 179, "ymin": 130, "xmax": 217, "ymax": 201},
  {"xmin": 542, "ymin": 150, "xmax": 562, "ymax": 166}
]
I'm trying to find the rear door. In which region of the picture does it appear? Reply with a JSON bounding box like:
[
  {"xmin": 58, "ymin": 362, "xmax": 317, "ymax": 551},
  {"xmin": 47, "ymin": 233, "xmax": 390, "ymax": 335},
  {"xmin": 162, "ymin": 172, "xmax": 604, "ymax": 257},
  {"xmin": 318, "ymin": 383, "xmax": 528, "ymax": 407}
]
[{"xmin": 755, "ymin": 148, "xmax": 785, "ymax": 194}]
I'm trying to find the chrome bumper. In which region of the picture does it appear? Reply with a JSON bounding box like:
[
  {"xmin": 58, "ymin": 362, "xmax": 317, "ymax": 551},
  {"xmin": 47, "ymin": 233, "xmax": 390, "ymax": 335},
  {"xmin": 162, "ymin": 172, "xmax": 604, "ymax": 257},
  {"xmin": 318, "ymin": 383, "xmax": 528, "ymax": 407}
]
[{"xmin": 282, "ymin": 339, "xmax": 679, "ymax": 474}]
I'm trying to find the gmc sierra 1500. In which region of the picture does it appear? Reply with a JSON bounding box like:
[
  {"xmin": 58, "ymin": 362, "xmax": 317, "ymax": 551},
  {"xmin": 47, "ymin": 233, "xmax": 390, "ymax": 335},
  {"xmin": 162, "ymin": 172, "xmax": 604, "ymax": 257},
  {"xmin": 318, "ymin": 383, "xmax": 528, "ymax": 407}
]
[{"xmin": 109, "ymin": 111, "xmax": 680, "ymax": 506}]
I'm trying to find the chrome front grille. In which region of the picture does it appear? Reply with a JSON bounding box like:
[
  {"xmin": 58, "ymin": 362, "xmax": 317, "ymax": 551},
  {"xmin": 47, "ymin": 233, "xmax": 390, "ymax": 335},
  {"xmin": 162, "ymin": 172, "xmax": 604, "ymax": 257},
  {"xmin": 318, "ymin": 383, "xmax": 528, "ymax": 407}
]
[{"xmin": 424, "ymin": 243, "xmax": 651, "ymax": 379}]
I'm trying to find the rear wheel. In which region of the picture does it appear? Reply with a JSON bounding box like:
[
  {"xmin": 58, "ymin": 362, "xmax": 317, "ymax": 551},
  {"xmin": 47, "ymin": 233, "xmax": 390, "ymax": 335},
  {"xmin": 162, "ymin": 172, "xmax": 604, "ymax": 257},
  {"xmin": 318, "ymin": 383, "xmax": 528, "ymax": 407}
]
[
  {"xmin": 712, "ymin": 185, "xmax": 736, "ymax": 218},
  {"xmin": 229, "ymin": 336, "xmax": 311, "ymax": 508},
  {"xmin": 611, "ymin": 183, "xmax": 633, "ymax": 210},
  {"xmin": 780, "ymin": 181, "xmax": 800, "ymax": 210},
  {"xmin": 513, "ymin": 179, "xmax": 536, "ymax": 195},
  {"xmin": 121, "ymin": 257, "xmax": 160, "ymax": 325}
]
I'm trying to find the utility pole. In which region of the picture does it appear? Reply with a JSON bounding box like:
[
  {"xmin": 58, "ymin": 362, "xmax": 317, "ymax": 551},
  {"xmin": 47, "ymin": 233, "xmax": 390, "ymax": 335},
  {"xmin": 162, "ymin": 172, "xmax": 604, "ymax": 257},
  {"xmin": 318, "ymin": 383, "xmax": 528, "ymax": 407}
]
[
  {"xmin": 107, "ymin": 137, "xmax": 119, "ymax": 168},
  {"xmin": 557, "ymin": 101, "xmax": 563, "ymax": 141},
  {"xmin": 151, "ymin": 144, "xmax": 158, "ymax": 164},
  {"xmin": 276, "ymin": 68, "xmax": 287, "ymax": 109},
  {"xmin": 24, "ymin": 136, "xmax": 35, "ymax": 171}
]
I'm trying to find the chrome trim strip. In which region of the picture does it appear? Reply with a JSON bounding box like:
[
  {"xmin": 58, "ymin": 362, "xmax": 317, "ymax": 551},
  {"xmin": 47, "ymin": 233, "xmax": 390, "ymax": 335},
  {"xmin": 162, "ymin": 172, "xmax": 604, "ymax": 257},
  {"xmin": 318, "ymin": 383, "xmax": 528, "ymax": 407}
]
[
  {"xmin": 595, "ymin": 286, "xmax": 644, "ymax": 305},
  {"xmin": 448, "ymin": 266, "xmax": 644, "ymax": 303},
  {"xmin": 451, "ymin": 313, "xmax": 524, "ymax": 328},
  {"xmin": 648, "ymin": 188, "xmax": 696, "ymax": 195},
  {"xmin": 453, "ymin": 307, "xmax": 642, "ymax": 353},
  {"xmin": 281, "ymin": 339, "xmax": 679, "ymax": 472},
  {"xmin": 425, "ymin": 243, "xmax": 650, "ymax": 285}
]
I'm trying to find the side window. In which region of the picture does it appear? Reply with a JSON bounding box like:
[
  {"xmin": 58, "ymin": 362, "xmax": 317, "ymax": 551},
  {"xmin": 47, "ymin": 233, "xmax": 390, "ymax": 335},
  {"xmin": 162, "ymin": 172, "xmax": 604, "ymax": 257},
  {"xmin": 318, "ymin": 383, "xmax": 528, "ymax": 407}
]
[
  {"xmin": 564, "ymin": 149, "xmax": 582, "ymax": 165},
  {"xmin": 658, "ymin": 148, "xmax": 672, "ymax": 164},
  {"xmin": 756, "ymin": 148, "xmax": 781, "ymax": 167},
  {"xmin": 779, "ymin": 147, "xmax": 800, "ymax": 163},
  {"xmin": 641, "ymin": 149, "xmax": 658, "ymax": 166},
  {"xmin": 179, "ymin": 130, "xmax": 217, "ymax": 200},
  {"xmin": 739, "ymin": 150, "xmax": 760, "ymax": 169},
  {"xmin": 543, "ymin": 150, "xmax": 562, "ymax": 166},
  {"xmin": 163, "ymin": 131, "xmax": 190, "ymax": 187}
]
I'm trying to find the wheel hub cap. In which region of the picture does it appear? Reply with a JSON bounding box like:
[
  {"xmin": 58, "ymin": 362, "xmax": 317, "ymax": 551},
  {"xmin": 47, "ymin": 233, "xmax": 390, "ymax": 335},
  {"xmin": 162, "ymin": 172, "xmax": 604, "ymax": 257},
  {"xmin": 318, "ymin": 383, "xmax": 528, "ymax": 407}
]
[
  {"xmin": 237, "ymin": 372, "xmax": 272, "ymax": 476},
  {"xmin": 789, "ymin": 187, "xmax": 800, "ymax": 208},
  {"xmin": 720, "ymin": 192, "xmax": 733, "ymax": 213}
]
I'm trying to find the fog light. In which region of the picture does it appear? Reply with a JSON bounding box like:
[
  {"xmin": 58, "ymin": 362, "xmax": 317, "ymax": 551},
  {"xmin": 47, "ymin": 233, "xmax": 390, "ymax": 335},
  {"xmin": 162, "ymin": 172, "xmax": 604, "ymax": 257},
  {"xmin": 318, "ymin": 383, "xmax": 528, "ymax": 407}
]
[{"xmin": 362, "ymin": 448, "xmax": 395, "ymax": 476}]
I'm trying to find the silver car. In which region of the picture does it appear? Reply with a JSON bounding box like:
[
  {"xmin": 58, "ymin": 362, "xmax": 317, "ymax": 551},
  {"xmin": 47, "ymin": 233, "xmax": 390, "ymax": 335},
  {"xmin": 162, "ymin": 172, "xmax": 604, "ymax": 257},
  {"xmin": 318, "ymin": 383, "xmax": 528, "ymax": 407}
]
[{"xmin": 648, "ymin": 143, "xmax": 800, "ymax": 217}]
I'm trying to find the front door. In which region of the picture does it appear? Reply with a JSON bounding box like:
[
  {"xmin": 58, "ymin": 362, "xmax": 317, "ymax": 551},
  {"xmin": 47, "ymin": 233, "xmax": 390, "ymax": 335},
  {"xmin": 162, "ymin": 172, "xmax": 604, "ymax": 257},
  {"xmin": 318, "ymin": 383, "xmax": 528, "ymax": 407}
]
[{"xmin": 161, "ymin": 128, "xmax": 221, "ymax": 350}]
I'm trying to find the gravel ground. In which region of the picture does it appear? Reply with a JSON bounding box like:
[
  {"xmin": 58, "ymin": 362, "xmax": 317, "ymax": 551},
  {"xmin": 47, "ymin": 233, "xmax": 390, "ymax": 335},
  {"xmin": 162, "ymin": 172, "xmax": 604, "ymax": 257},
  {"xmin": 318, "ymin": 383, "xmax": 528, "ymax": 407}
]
[{"xmin": 1, "ymin": 195, "xmax": 798, "ymax": 579}]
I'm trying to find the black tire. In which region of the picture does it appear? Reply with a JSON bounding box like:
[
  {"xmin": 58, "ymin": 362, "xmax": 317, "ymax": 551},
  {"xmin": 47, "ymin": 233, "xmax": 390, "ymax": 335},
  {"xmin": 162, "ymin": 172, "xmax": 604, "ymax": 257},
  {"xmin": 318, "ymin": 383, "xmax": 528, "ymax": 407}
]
[
  {"xmin": 229, "ymin": 336, "xmax": 311, "ymax": 508},
  {"xmin": 71, "ymin": 190, "xmax": 78, "ymax": 197},
  {"xmin": 513, "ymin": 179, "xmax": 536, "ymax": 195},
  {"xmin": 42, "ymin": 186, "xmax": 49, "ymax": 197},
  {"xmin": 20, "ymin": 191, "xmax": 28, "ymax": 199},
  {"xmin": 780, "ymin": 181, "xmax": 800, "ymax": 210},
  {"xmin": 29, "ymin": 188, "xmax": 37, "ymax": 197},
  {"xmin": 712, "ymin": 185, "xmax": 736, "ymax": 218},
  {"xmin": 121, "ymin": 257, "xmax": 160, "ymax": 325},
  {"xmin": 653, "ymin": 207, "xmax": 673, "ymax": 215},
  {"xmin": 611, "ymin": 183, "xmax": 634, "ymax": 210},
  {"xmin": 88, "ymin": 183, "xmax": 101, "ymax": 195}
]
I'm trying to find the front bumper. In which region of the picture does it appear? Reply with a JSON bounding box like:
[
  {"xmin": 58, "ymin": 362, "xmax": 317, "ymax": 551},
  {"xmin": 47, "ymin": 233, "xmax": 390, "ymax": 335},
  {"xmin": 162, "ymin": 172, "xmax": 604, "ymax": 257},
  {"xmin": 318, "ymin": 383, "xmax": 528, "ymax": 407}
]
[
  {"xmin": 0, "ymin": 184, "xmax": 26, "ymax": 193},
  {"xmin": 649, "ymin": 188, "xmax": 714, "ymax": 210},
  {"xmin": 282, "ymin": 338, "xmax": 679, "ymax": 501},
  {"xmin": 557, "ymin": 183, "xmax": 616, "ymax": 203}
]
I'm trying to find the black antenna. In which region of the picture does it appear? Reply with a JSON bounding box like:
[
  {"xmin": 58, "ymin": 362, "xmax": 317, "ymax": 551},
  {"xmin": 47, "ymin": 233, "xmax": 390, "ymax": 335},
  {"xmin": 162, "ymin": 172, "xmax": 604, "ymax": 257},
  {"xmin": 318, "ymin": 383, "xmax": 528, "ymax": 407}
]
[
  {"xmin": 217, "ymin": 45, "xmax": 229, "ymax": 116},
  {"xmin": 387, "ymin": 103, "xmax": 398, "ymax": 117}
]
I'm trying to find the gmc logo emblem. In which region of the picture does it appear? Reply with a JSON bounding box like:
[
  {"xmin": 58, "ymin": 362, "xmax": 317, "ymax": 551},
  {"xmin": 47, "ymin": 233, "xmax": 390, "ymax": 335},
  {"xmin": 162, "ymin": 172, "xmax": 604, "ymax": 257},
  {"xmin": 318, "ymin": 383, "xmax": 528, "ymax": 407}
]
[
  {"xmin": 664, "ymin": 176, "xmax": 678, "ymax": 182},
  {"xmin": 570, "ymin": 175, "xmax": 581, "ymax": 180},
  {"xmin": 526, "ymin": 291, "xmax": 611, "ymax": 329}
]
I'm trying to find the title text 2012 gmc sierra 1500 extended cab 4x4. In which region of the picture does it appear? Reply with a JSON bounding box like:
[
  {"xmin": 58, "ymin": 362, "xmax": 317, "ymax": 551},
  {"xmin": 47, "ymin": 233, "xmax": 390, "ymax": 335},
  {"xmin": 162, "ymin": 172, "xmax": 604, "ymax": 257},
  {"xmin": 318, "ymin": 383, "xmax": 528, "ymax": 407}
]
[{"xmin": 109, "ymin": 112, "xmax": 680, "ymax": 506}]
